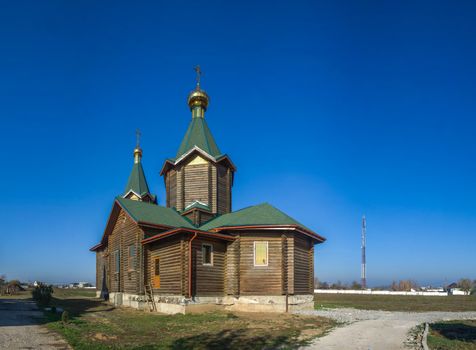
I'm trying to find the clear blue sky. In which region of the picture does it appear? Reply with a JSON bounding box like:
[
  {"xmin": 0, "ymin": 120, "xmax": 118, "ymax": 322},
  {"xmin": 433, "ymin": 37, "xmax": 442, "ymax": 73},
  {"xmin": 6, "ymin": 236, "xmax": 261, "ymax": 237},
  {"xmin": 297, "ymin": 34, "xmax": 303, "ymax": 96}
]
[{"xmin": 0, "ymin": 1, "xmax": 474, "ymax": 287}]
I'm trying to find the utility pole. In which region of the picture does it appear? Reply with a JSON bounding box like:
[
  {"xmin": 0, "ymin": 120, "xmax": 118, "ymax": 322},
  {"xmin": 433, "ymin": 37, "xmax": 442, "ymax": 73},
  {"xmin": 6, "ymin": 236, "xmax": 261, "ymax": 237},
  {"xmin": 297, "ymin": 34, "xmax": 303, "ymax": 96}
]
[{"xmin": 361, "ymin": 215, "xmax": 367, "ymax": 289}]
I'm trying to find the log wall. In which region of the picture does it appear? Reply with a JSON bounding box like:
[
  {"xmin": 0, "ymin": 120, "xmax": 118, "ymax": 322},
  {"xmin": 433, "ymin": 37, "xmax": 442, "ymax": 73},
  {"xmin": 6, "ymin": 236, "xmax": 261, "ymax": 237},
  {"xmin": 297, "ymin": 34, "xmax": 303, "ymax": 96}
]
[
  {"xmin": 238, "ymin": 232, "xmax": 283, "ymax": 295},
  {"xmin": 225, "ymin": 235, "xmax": 240, "ymax": 295},
  {"xmin": 145, "ymin": 235, "xmax": 186, "ymax": 295},
  {"xmin": 163, "ymin": 153, "xmax": 233, "ymax": 215},
  {"xmin": 192, "ymin": 238, "xmax": 225, "ymax": 296},
  {"xmin": 184, "ymin": 163, "xmax": 209, "ymax": 208},
  {"xmin": 294, "ymin": 235, "xmax": 314, "ymax": 294},
  {"xmin": 95, "ymin": 250, "xmax": 107, "ymax": 291},
  {"xmin": 106, "ymin": 210, "xmax": 144, "ymax": 294}
]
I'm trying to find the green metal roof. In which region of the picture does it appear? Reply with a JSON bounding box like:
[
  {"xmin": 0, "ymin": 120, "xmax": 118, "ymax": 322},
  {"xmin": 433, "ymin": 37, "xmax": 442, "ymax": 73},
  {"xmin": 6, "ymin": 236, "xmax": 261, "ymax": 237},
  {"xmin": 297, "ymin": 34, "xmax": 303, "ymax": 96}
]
[
  {"xmin": 124, "ymin": 162, "xmax": 151, "ymax": 197},
  {"xmin": 116, "ymin": 197, "xmax": 195, "ymax": 229},
  {"xmin": 199, "ymin": 203, "xmax": 315, "ymax": 233},
  {"xmin": 176, "ymin": 117, "xmax": 221, "ymax": 159}
]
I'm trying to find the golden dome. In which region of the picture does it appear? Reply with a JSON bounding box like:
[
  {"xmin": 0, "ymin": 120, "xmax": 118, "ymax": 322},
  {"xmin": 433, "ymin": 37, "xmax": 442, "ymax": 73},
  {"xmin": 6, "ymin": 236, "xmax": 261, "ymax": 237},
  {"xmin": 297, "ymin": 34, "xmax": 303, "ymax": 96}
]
[
  {"xmin": 187, "ymin": 87, "xmax": 209, "ymax": 111},
  {"xmin": 133, "ymin": 146, "xmax": 142, "ymax": 163}
]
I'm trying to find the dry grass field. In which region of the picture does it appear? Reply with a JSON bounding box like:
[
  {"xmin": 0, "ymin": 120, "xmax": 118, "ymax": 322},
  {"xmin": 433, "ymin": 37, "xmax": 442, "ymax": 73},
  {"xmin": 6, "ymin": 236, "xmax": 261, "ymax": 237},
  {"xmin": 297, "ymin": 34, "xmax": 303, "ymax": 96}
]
[
  {"xmin": 42, "ymin": 290, "xmax": 335, "ymax": 350},
  {"xmin": 314, "ymin": 293, "xmax": 476, "ymax": 312}
]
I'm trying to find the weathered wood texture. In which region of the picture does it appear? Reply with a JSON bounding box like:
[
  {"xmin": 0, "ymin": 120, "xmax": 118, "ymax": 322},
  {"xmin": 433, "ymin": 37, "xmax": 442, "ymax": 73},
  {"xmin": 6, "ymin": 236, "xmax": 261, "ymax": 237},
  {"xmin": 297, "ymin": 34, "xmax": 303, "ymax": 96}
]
[
  {"xmin": 165, "ymin": 170, "xmax": 177, "ymax": 209},
  {"xmin": 184, "ymin": 163, "xmax": 209, "ymax": 208},
  {"xmin": 106, "ymin": 210, "xmax": 144, "ymax": 294},
  {"xmin": 217, "ymin": 164, "xmax": 230, "ymax": 214},
  {"xmin": 238, "ymin": 232, "xmax": 283, "ymax": 295},
  {"xmin": 163, "ymin": 154, "xmax": 233, "ymax": 215},
  {"xmin": 286, "ymin": 234, "xmax": 295, "ymax": 295},
  {"xmin": 192, "ymin": 238, "xmax": 225, "ymax": 296},
  {"xmin": 95, "ymin": 250, "xmax": 107, "ymax": 291},
  {"xmin": 225, "ymin": 236, "xmax": 240, "ymax": 295},
  {"xmin": 222, "ymin": 231, "xmax": 315, "ymax": 296},
  {"xmin": 294, "ymin": 235, "xmax": 314, "ymax": 294},
  {"xmin": 145, "ymin": 235, "xmax": 185, "ymax": 295},
  {"xmin": 182, "ymin": 209, "xmax": 215, "ymax": 227}
]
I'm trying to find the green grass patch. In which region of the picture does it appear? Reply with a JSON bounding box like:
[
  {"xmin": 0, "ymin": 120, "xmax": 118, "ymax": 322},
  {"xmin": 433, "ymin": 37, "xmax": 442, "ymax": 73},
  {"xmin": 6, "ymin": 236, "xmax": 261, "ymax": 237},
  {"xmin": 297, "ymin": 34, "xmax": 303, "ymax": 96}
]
[
  {"xmin": 43, "ymin": 293, "xmax": 335, "ymax": 350},
  {"xmin": 314, "ymin": 294, "xmax": 476, "ymax": 312},
  {"xmin": 427, "ymin": 320, "xmax": 476, "ymax": 349}
]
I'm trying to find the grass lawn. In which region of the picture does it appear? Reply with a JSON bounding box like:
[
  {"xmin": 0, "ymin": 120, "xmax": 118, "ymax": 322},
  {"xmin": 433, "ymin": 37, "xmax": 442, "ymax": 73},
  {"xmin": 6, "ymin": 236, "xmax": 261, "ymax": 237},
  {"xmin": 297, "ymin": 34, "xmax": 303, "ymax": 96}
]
[
  {"xmin": 427, "ymin": 320, "xmax": 476, "ymax": 349},
  {"xmin": 43, "ymin": 291, "xmax": 335, "ymax": 350},
  {"xmin": 0, "ymin": 288, "xmax": 96, "ymax": 300},
  {"xmin": 314, "ymin": 293, "xmax": 476, "ymax": 312},
  {"xmin": 0, "ymin": 290, "xmax": 32, "ymax": 299}
]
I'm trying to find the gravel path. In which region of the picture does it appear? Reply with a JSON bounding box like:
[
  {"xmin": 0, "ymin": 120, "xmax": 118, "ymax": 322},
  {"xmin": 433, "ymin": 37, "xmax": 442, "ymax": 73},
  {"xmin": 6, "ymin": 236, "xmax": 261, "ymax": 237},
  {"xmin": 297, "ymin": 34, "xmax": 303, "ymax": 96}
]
[
  {"xmin": 0, "ymin": 299, "xmax": 71, "ymax": 350},
  {"xmin": 297, "ymin": 308, "xmax": 476, "ymax": 350}
]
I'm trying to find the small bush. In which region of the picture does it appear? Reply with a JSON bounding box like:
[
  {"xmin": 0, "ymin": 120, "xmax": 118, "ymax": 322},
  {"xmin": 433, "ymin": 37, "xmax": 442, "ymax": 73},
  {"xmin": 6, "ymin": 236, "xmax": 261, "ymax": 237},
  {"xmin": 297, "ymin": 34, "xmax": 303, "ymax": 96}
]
[
  {"xmin": 32, "ymin": 283, "xmax": 54, "ymax": 306},
  {"xmin": 61, "ymin": 311, "xmax": 69, "ymax": 324}
]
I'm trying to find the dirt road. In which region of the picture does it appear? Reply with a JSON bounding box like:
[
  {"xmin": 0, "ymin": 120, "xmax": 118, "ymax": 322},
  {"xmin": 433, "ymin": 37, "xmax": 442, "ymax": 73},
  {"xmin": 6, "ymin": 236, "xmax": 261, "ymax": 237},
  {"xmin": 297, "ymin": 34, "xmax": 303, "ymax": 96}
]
[
  {"xmin": 298, "ymin": 308, "xmax": 476, "ymax": 350},
  {"xmin": 0, "ymin": 298, "xmax": 70, "ymax": 350}
]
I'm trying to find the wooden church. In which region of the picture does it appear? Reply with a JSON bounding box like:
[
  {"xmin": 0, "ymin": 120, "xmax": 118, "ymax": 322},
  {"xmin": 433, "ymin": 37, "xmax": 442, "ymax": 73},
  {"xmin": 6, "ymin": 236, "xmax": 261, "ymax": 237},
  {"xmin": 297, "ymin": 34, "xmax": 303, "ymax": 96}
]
[{"xmin": 90, "ymin": 70, "xmax": 326, "ymax": 313}]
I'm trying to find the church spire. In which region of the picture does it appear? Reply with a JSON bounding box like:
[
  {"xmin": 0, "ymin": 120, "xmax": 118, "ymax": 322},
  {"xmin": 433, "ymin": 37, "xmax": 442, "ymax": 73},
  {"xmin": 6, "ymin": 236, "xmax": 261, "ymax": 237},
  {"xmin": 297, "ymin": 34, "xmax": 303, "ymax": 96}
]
[
  {"xmin": 176, "ymin": 67, "xmax": 221, "ymax": 159},
  {"xmin": 124, "ymin": 130, "xmax": 155, "ymax": 203},
  {"xmin": 187, "ymin": 65, "xmax": 209, "ymax": 119},
  {"xmin": 134, "ymin": 129, "xmax": 142, "ymax": 164}
]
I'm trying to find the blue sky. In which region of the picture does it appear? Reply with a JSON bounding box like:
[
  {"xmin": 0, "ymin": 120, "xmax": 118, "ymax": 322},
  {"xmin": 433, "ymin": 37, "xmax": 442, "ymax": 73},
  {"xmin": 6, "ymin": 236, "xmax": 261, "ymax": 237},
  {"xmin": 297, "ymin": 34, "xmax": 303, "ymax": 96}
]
[{"xmin": 0, "ymin": 1, "xmax": 475, "ymax": 286}]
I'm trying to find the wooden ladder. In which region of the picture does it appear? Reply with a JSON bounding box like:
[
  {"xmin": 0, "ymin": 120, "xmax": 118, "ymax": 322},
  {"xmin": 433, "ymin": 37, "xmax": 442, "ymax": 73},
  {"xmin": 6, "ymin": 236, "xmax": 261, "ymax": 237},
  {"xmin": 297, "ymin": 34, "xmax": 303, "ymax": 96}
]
[{"xmin": 144, "ymin": 283, "xmax": 157, "ymax": 312}]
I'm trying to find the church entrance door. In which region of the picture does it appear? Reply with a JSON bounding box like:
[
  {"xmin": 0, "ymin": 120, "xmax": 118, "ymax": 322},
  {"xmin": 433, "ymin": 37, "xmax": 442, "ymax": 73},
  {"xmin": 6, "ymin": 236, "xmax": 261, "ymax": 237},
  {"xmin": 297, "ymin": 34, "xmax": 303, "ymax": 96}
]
[{"xmin": 153, "ymin": 257, "xmax": 160, "ymax": 289}]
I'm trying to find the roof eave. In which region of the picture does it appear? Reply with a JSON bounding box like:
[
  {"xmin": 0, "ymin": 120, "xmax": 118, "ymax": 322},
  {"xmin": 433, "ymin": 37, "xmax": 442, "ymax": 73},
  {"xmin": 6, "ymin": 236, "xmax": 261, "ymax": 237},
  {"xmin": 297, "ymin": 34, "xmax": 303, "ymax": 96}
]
[
  {"xmin": 142, "ymin": 228, "xmax": 235, "ymax": 245},
  {"xmin": 160, "ymin": 147, "xmax": 236, "ymax": 175},
  {"xmin": 89, "ymin": 243, "xmax": 104, "ymax": 251},
  {"xmin": 209, "ymin": 224, "xmax": 326, "ymax": 243},
  {"xmin": 160, "ymin": 159, "xmax": 175, "ymax": 176},
  {"xmin": 216, "ymin": 155, "xmax": 237, "ymax": 171}
]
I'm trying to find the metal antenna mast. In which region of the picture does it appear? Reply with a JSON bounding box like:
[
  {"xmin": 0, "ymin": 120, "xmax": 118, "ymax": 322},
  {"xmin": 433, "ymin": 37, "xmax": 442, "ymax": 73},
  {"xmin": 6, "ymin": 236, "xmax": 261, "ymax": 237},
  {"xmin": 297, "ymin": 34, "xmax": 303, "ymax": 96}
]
[{"xmin": 361, "ymin": 215, "xmax": 367, "ymax": 289}]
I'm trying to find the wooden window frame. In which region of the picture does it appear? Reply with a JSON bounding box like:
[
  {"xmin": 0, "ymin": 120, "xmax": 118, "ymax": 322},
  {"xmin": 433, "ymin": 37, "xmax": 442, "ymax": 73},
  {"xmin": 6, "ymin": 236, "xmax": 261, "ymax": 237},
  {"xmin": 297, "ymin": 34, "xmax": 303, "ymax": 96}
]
[
  {"xmin": 201, "ymin": 243, "xmax": 213, "ymax": 266},
  {"xmin": 127, "ymin": 244, "xmax": 136, "ymax": 272},
  {"xmin": 113, "ymin": 250, "xmax": 120, "ymax": 274},
  {"xmin": 253, "ymin": 241, "xmax": 268, "ymax": 267}
]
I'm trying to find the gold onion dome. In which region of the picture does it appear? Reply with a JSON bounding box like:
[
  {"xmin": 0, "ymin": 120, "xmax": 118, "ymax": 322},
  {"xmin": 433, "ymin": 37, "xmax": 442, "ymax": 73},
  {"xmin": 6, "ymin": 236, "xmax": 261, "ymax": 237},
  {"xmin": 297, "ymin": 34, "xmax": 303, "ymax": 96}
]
[{"xmin": 187, "ymin": 87, "xmax": 209, "ymax": 111}]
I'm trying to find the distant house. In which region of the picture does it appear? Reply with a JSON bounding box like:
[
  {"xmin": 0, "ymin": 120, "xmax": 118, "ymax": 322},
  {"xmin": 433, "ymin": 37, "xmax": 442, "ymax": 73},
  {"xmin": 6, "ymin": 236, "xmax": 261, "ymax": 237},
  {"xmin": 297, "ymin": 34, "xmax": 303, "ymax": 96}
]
[
  {"xmin": 447, "ymin": 282, "xmax": 469, "ymax": 296},
  {"xmin": 90, "ymin": 76, "xmax": 326, "ymax": 314},
  {"xmin": 78, "ymin": 282, "xmax": 93, "ymax": 288}
]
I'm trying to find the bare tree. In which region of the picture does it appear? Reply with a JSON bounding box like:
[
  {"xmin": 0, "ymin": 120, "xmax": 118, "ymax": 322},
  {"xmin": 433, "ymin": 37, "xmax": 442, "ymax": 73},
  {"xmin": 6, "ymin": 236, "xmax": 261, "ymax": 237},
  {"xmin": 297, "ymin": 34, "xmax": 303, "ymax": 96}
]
[
  {"xmin": 458, "ymin": 278, "xmax": 472, "ymax": 294},
  {"xmin": 391, "ymin": 281, "xmax": 398, "ymax": 291}
]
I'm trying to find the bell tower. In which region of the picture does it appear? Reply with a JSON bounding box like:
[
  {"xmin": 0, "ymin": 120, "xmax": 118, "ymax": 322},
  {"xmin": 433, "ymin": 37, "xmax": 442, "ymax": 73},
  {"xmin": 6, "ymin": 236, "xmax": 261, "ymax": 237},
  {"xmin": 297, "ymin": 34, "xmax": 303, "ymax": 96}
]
[
  {"xmin": 160, "ymin": 67, "xmax": 235, "ymax": 226},
  {"xmin": 123, "ymin": 130, "xmax": 155, "ymax": 203}
]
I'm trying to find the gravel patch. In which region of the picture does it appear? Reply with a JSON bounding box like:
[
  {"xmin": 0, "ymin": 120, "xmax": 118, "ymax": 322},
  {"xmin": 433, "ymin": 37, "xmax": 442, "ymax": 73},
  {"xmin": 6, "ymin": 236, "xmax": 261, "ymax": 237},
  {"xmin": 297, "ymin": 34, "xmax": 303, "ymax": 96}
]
[
  {"xmin": 296, "ymin": 308, "xmax": 476, "ymax": 349},
  {"xmin": 0, "ymin": 299, "xmax": 71, "ymax": 350}
]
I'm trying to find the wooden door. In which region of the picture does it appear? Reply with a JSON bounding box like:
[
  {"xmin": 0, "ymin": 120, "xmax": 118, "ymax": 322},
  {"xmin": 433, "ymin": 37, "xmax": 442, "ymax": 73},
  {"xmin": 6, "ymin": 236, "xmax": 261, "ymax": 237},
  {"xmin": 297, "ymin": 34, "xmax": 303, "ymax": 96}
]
[{"xmin": 153, "ymin": 257, "xmax": 160, "ymax": 289}]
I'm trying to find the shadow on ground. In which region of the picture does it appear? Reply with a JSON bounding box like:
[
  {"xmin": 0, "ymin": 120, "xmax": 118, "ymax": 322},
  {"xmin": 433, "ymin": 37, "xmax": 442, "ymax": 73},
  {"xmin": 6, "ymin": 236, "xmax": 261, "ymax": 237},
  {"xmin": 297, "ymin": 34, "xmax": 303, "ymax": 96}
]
[
  {"xmin": 431, "ymin": 322, "xmax": 476, "ymax": 343},
  {"xmin": 167, "ymin": 329, "xmax": 301, "ymax": 350},
  {"xmin": 0, "ymin": 297, "xmax": 112, "ymax": 327},
  {"xmin": 50, "ymin": 296, "xmax": 114, "ymax": 317}
]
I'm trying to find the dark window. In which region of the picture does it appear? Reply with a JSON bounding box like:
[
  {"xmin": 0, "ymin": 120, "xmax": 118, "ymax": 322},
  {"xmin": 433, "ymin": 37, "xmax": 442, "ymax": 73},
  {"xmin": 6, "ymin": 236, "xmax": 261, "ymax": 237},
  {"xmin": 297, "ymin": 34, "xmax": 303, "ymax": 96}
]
[
  {"xmin": 154, "ymin": 258, "xmax": 160, "ymax": 276},
  {"xmin": 202, "ymin": 244, "xmax": 213, "ymax": 265},
  {"xmin": 128, "ymin": 245, "xmax": 136, "ymax": 271},
  {"xmin": 114, "ymin": 250, "xmax": 120, "ymax": 273}
]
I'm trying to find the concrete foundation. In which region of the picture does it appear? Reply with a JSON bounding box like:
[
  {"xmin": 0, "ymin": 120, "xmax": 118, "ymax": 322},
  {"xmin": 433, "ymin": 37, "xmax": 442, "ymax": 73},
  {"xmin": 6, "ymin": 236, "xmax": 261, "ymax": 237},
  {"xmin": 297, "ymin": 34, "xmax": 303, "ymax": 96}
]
[{"xmin": 106, "ymin": 292, "xmax": 314, "ymax": 314}]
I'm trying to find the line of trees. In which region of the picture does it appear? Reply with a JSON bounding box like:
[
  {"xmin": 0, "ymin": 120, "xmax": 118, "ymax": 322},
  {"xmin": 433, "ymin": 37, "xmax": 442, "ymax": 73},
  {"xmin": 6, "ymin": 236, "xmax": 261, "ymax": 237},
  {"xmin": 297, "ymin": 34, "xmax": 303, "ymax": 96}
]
[{"xmin": 314, "ymin": 277, "xmax": 476, "ymax": 293}]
